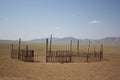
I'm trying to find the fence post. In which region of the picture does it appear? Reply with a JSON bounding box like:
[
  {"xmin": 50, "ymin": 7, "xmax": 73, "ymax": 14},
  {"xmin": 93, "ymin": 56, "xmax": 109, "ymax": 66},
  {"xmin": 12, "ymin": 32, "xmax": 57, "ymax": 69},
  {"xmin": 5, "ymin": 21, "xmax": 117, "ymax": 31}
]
[
  {"xmin": 11, "ymin": 44, "xmax": 13, "ymax": 58},
  {"xmin": 87, "ymin": 40, "xmax": 90, "ymax": 62},
  {"xmin": 70, "ymin": 40, "xmax": 72, "ymax": 51},
  {"xmin": 100, "ymin": 44, "xmax": 103, "ymax": 60},
  {"xmin": 26, "ymin": 45, "xmax": 28, "ymax": 56},
  {"xmin": 26, "ymin": 45, "xmax": 28, "ymax": 51},
  {"xmin": 32, "ymin": 50, "xmax": 34, "ymax": 62},
  {"xmin": 70, "ymin": 40, "xmax": 72, "ymax": 54},
  {"xmin": 94, "ymin": 47, "xmax": 96, "ymax": 57},
  {"xmin": 101, "ymin": 44, "xmax": 103, "ymax": 59},
  {"xmin": 77, "ymin": 40, "xmax": 79, "ymax": 56},
  {"xmin": 25, "ymin": 45, "xmax": 28, "ymax": 61},
  {"xmin": 49, "ymin": 34, "xmax": 52, "ymax": 52},
  {"xmin": 46, "ymin": 38, "xmax": 48, "ymax": 62},
  {"xmin": 70, "ymin": 40, "xmax": 72, "ymax": 62},
  {"xmin": 18, "ymin": 38, "xmax": 21, "ymax": 59}
]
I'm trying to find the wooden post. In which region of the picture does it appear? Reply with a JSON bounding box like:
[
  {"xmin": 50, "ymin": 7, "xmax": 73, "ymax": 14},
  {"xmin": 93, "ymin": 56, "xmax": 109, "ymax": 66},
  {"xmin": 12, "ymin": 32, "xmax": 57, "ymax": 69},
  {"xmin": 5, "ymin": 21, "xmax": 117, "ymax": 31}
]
[
  {"xmin": 94, "ymin": 47, "xmax": 96, "ymax": 57},
  {"xmin": 46, "ymin": 38, "xmax": 48, "ymax": 62},
  {"xmin": 11, "ymin": 44, "xmax": 13, "ymax": 58},
  {"xmin": 26, "ymin": 45, "xmax": 28, "ymax": 50},
  {"xmin": 32, "ymin": 50, "xmax": 34, "ymax": 62},
  {"xmin": 100, "ymin": 44, "xmax": 103, "ymax": 60},
  {"xmin": 49, "ymin": 34, "xmax": 52, "ymax": 52},
  {"xmin": 70, "ymin": 40, "xmax": 72, "ymax": 61},
  {"xmin": 26, "ymin": 45, "xmax": 28, "ymax": 54},
  {"xmin": 87, "ymin": 40, "xmax": 90, "ymax": 62},
  {"xmin": 70, "ymin": 40, "xmax": 72, "ymax": 51},
  {"xmin": 25, "ymin": 45, "xmax": 28, "ymax": 61},
  {"xmin": 70, "ymin": 52, "xmax": 72, "ymax": 62},
  {"xmin": 77, "ymin": 40, "xmax": 79, "ymax": 56},
  {"xmin": 18, "ymin": 38, "xmax": 21, "ymax": 59},
  {"xmin": 101, "ymin": 44, "xmax": 103, "ymax": 59}
]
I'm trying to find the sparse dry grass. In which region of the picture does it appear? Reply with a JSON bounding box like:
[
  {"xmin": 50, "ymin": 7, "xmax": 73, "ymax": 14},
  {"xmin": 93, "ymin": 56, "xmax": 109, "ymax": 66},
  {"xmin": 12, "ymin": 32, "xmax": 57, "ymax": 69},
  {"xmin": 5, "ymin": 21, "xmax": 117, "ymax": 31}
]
[{"xmin": 0, "ymin": 43, "xmax": 120, "ymax": 80}]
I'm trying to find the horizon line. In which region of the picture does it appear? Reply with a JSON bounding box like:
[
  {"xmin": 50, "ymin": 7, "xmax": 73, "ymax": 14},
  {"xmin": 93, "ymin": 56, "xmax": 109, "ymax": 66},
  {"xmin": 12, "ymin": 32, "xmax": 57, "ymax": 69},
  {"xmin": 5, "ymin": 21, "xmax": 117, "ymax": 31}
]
[{"xmin": 0, "ymin": 36, "xmax": 120, "ymax": 41}]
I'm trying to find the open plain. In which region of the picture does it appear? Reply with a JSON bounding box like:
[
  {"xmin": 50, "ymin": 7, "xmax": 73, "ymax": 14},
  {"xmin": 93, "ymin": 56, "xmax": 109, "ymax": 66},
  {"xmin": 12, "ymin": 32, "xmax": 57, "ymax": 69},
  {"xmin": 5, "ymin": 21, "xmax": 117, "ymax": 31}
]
[{"xmin": 0, "ymin": 43, "xmax": 120, "ymax": 80}]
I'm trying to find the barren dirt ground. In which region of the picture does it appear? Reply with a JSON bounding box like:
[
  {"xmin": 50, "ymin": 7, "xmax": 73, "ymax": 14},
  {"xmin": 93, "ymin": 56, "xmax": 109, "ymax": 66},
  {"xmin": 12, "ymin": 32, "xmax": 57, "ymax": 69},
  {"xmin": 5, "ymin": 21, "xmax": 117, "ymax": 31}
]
[{"xmin": 0, "ymin": 44, "xmax": 120, "ymax": 80}]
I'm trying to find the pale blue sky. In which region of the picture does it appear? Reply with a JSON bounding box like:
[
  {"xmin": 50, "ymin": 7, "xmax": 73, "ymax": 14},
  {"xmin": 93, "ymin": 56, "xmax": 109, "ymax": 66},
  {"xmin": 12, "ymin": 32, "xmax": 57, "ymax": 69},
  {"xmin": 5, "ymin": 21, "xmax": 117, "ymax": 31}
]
[{"xmin": 0, "ymin": 0, "xmax": 120, "ymax": 40}]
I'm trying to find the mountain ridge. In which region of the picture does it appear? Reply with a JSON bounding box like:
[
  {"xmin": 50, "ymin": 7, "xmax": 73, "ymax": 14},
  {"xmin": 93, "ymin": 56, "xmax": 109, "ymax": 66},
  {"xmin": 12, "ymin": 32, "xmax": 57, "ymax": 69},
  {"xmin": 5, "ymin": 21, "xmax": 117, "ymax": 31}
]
[{"xmin": 0, "ymin": 37, "xmax": 120, "ymax": 46}]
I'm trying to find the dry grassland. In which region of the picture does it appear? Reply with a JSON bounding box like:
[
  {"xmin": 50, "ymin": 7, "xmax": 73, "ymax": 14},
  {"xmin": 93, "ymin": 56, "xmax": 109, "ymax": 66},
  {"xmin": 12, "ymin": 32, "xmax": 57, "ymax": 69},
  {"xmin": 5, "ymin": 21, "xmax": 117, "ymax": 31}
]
[{"xmin": 0, "ymin": 43, "xmax": 120, "ymax": 80}]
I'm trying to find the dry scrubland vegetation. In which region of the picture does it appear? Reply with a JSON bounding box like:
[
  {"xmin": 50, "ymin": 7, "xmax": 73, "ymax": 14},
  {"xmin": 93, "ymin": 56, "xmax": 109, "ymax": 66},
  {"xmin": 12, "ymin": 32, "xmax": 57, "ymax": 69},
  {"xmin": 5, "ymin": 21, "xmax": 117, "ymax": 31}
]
[{"xmin": 0, "ymin": 43, "xmax": 120, "ymax": 80}]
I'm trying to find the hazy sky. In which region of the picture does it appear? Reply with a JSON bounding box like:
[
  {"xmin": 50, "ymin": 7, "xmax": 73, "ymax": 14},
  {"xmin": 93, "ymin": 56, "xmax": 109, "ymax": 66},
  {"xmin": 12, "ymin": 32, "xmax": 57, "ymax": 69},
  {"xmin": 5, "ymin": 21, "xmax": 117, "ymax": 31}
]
[{"xmin": 0, "ymin": 0, "xmax": 120, "ymax": 40}]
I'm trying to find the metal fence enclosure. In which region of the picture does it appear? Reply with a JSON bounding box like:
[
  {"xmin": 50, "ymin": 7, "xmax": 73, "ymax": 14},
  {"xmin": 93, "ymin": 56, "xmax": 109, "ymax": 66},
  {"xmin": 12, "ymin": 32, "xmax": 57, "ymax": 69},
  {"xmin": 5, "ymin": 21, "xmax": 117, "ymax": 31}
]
[
  {"xmin": 18, "ymin": 50, "xmax": 34, "ymax": 62},
  {"xmin": 46, "ymin": 51, "xmax": 72, "ymax": 63}
]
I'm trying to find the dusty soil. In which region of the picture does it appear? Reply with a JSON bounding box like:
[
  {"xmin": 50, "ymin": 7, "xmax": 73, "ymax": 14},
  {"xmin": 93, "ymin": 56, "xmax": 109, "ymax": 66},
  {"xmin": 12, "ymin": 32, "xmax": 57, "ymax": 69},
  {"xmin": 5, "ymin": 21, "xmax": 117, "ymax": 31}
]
[{"xmin": 0, "ymin": 53, "xmax": 120, "ymax": 80}]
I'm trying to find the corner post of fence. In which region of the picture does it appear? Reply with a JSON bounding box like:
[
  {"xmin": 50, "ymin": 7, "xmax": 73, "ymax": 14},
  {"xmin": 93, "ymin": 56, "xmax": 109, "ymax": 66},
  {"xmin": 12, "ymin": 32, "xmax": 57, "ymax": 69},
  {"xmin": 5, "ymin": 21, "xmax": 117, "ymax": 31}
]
[
  {"xmin": 70, "ymin": 40, "xmax": 72, "ymax": 51},
  {"xmin": 87, "ymin": 40, "xmax": 90, "ymax": 62},
  {"xmin": 100, "ymin": 45, "xmax": 101, "ymax": 61},
  {"xmin": 94, "ymin": 47, "xmax": 96, "ymax": 57},
  {"xmin": 77, "ymin": 40, "xmax": 79, "ymax": 56},
  {"xmin": 70, "ymin": 40, "xmax": 72, "ymax": 53},
  {"xmin": 18, "ymin": 38, "xmax": 21, "ymax": 59},
  {"xmin": 100, "ymin": 44, "xmax": 103, "ymax": 61},
  {"xmin": 101, "ymin": 44, "xmax": 103, "ymax": 59},
  {"xmin": 49, "ymin": 34, "xmax": 52, "ymax": 52},
  {"xmin": 11, "ymin": 44, "xmax": 13, "ymax": 58},
  {"xmin": 70, "ymin": 40, "xmax": 72, "ymax": 62},
  {"xmin": 46, "ymin": 38, "xmax": 48, "ymax": 62},
  {"xmin": 26, "ymin": 45, "xmax": 28, "ymax": 56},
  {"xmin": 32, "ymin": 50, "xmax": 34, "ymax": 62}
]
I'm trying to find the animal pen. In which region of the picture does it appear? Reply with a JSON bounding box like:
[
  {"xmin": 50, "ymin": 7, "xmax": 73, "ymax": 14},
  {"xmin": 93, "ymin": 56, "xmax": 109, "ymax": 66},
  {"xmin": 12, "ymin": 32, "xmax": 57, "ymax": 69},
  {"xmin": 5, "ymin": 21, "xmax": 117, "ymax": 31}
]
[
  {"xmin": 46, "ymin": 35, "xmax": 72, "ymax": 63},
  {"xmin": 46, "ymin": 35, "xmax": 103, "ymax": 63},
  {"xmin": 11, "ymin": 38, "xmax": 34, "ymax": 62},
  {"xmin": 11, "ymin": 36, "xmax": 103, "ymax": 63},
  {"xmin": 71, "ymin": 40, "xmax": 103, "ymax": 62}
]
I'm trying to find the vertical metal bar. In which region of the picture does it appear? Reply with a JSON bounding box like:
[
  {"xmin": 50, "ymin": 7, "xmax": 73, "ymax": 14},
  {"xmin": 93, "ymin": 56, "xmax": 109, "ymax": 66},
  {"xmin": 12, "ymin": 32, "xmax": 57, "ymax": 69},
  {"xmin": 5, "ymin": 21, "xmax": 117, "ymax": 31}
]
[
  {"xmin": 26, "ymin": 45, "xmax": 28, "ymax": 61},
  {"xmin": 49, "ymin": 34, "xmax": 52, "ymax": 52},
  {"xmin": 87, "ymin": 40, "xmax": 90, "ymax": 62},
  {"xmin": 101, "ymin": 44, "xmax": 103, "ymax": 59},
  {"xmin": 94, "ymin": 47, "xmax": 96, "ymax": 57},
  {"xmin": 11, "ymin": 44, "xmax": 13, "ymax": 58},
  {"xmin": 70, "ymin": 40, "xmax": 72, "ymax": 51},
  {"xmin": 100, "ymin": 44, "xmax": 103, "ymax": 60},
  {"xmin": 77, "ymin": 40, "xmax": 79, "ymax": 56},
  {"xmin": 18, "ymin": 38, "xmax": 21, "ymax": 59},
  {"xmin": 46, "ymin": 38, "xmax": 48, "ymax": 62}
]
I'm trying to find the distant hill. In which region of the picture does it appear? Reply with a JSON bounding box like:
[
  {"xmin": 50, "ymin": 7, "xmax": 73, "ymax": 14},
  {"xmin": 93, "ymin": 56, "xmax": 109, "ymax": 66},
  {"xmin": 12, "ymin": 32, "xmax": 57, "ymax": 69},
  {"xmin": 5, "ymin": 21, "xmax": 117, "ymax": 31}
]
[
  {"xmin": 96, "ymin": 37, "xmax": 120, "ymax": 46},
  {"xmin": 0, "ymin": 40, "xmax": 17, "ymax": 44},
  {"xmin": 30, "ymin": 37, "xmax": 120, "ymax": 46},
  {"xmin": 0, "ymin": 37, "xmax": 120, "ymax": 46}
]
